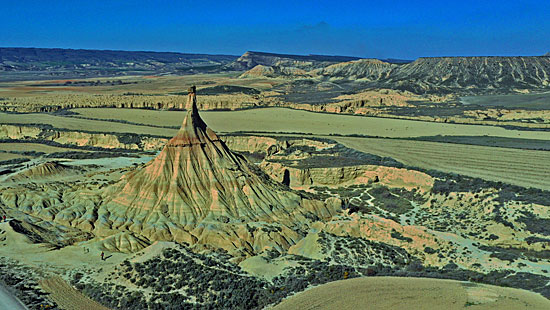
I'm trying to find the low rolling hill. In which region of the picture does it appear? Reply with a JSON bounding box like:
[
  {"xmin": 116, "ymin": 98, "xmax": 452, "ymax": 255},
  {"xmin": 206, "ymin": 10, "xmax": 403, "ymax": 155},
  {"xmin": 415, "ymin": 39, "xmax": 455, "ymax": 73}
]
[{"xmin": 273, "ymin": 277, "xmax": 550, "ymax": 310}]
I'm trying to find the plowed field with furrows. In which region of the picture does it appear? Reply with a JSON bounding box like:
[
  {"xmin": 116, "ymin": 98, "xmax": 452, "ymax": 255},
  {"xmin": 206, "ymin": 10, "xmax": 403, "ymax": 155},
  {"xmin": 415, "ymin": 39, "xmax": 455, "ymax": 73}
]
[
  {"xmin": 334, "ymin": 137, "xmax": 550, "ymax": 190},
  {"xmin": 40, "ymin": 277, "xmax": 109, "ymax": 310}
]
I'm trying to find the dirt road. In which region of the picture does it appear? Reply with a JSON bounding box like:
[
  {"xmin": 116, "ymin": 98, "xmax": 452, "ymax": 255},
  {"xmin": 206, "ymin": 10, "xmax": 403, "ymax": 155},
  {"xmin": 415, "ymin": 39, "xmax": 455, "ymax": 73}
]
[{"xmin": 0, "ymin": 284, "xmax": 27, "ymax": 310}]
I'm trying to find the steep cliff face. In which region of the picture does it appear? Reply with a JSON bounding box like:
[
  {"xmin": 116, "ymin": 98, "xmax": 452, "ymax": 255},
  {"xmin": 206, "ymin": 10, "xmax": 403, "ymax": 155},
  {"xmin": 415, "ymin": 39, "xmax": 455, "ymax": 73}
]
[
  {"xmin": 239, "ymin": 58, "xmax": 395, "ymax": 80},
  {"xmin": 0, "ymin": 124, "xmax": 168, "ymax": 151},
  {"xmin": 0, "ymin": 93, "xmax": 264, "ymax": 113},
  {"xmin": 260, "ymin": 162, "xmax": 433, "ymax": 192},
  {"xmin": 0, "ymin": 124, "xmax": 43, "ymax": 139},
  {"xmin": 384, "ymin": 56, "xmax": 550, "ymax": 94}
]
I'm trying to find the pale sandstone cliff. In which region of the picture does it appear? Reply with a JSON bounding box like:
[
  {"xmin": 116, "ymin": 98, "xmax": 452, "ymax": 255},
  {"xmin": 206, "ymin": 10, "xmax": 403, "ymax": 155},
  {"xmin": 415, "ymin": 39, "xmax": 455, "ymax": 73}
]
[
  {"xmin": 0, "ymin": 124, "xmax": 168, "ymax": 151},
  {"xmin": 260, "ymin": 161, "xmax": 433, "ymax": 192}
]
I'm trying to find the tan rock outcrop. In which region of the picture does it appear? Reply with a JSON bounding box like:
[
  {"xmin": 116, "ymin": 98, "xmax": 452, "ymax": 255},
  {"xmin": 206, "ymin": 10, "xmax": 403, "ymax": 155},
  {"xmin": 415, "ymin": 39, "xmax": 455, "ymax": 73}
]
[
  {"xmin": 93, "ymin": 90, "xmax": 341, "ymax": 256},
  {"xmin": 0, "ymin": 124, "xmax": 43, "ymax": 139},
  {"xmin": 260, "ymin": 162, "xmax": 434, "ymax": 192},
  {"xmin": 0, "ymin": 93, "xmax": 265, "ymax": 113},
  {"xmin": 0, "ymin": 124, "xmax": 168, "ymax": 151},
  {"xmin": 221, "ymin": 135, "xmax": 279, "ymax": 154}
]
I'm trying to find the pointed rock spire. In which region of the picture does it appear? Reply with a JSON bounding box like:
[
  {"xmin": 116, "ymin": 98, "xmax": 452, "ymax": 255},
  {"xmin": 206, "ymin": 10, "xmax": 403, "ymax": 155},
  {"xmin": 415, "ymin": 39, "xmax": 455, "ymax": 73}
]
[
  {"xmin": 96, "ymin": 86, "xmax": 340, "ymax": 255},
  {"xmin": 169, "ymin": 85, "xmax": 220, "ymax": 147}
]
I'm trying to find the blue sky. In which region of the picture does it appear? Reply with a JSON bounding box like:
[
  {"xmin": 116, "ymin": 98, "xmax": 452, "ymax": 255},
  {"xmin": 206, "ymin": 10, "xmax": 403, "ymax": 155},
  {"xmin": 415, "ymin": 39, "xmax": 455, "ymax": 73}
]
[{"xmin": 1, "ymin": 0, "xmax": 549, "ymax": 59}]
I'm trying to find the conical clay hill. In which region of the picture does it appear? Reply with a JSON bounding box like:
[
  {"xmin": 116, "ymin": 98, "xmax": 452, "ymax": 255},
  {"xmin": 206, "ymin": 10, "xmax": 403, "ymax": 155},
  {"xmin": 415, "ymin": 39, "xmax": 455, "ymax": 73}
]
[{"xmin": 95, "ymin": 87, "xmax": 341, "ymax": 256}]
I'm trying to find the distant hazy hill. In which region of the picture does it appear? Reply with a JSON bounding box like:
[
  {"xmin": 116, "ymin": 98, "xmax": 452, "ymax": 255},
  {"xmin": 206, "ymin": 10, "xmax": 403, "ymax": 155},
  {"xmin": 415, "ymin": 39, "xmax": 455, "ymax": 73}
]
[
  {"xmin": 240, "ymin": 54, "xmax": 550, "ymax": 94},
  {"xmin": 2, "ymin": 48, "xmax": 550, "ymax": 95},
  {"xmin": 0, "ymin": 47, "xmax": 238, "ymax": 80},
  {"xmin": 0, "ymin": 47, "xmax": 237, "ymax": 65},
  {"xmin": 545, "ymin": 52, "xmax": 550, "ymax": 56},
  {"xmin": 229, "ymin": 51, "xmax": 363, "ymax": 70}
]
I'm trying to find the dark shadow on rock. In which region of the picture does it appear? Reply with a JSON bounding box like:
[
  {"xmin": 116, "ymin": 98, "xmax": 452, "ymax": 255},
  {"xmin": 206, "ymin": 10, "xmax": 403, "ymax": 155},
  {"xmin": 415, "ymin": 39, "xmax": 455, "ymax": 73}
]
[{"xmin": 282, "ymin": 169, "xmax": 291, "ymax": 187}]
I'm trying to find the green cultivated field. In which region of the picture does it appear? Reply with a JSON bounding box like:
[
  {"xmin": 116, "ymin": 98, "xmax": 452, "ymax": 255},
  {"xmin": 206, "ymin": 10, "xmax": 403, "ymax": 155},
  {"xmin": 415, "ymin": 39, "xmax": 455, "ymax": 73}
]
[
  {"xmin": 460, "ymin": 92, "xmax": 550, "ymax": 109},
  {"xmin": 72, "ymin": 108, "xmax": 550, "ymax": 139},
  {"xmin": 2, "ymin": 108, "xmax": 549, "ymax": 190},
  {"xmin": 333, "ymin": 136, "xmax": 550, "ymax": 190}
]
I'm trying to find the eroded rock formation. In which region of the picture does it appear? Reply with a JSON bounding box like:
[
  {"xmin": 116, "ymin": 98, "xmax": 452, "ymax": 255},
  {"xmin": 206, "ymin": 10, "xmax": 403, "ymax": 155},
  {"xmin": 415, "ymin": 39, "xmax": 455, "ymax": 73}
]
[
  {"xmin": 260, "ymin": 161, "xmax": 434, "ymax": 192},
  {"xmin": 5, "ymin": 162, "xmax": 79, "ymax": 182},
  {"xmin": 92, "ymin": 88, "xmax": 341, "ymax": 256}
]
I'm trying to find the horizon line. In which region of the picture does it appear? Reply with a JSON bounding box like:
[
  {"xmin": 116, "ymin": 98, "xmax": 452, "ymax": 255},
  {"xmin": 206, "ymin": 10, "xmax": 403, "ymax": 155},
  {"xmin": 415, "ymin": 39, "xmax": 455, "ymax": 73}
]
[{"xmin": 1, "ymin": 46, "xmax": 548, "ymax": 60}]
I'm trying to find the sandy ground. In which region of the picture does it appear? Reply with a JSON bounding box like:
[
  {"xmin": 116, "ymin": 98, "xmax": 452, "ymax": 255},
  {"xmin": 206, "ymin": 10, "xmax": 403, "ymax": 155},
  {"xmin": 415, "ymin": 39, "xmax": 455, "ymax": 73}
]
[
  {"xmin": 68, "ymin": 107, "xmax": 550, "ymax": 140},
  {"xmin": 272, "ymin": 277, "xmax": 550, "ymax": 310},
  {"xmin": 0, "ymin": 221, "xmax": 129, "ymax": 309},
  {"xmin": 0, "ymin": 222, "xmax": 128, "ymax": 271},
  {"xmin": 0, "ymin": 222, "xmax": 183, "ymax": 310},
  {"xmin": 0, "ymin": 284, "xmax": 27, "ymax": 310}
]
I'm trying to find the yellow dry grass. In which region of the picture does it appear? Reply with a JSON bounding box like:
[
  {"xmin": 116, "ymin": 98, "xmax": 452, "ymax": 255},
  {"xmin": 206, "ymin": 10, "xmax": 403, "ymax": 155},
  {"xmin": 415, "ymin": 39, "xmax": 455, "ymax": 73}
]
[
  {"xmin": 0, "ymin": 142, "xmax": 81, "ymax": 153},
  {"xmin": 71, "ymin": 107, "xmax": 550, "ymax": 140},
  {"xmin": 0, "ymin": 112, "xmax": 178, "ymax": 137},
  {"xmin": 0, "ymin": 153, "xmax": 30, "ymax": 161},
  {"xmin": 3, "ymin": 107, "xmax": 550, "ymax": 141},
  {"xmin": 272, "ymin": 277, "xmax": 550, "ymax": 310},
  {"xmin": 0, "ymin": 74, "xmax": 243, "ymax": 97}
]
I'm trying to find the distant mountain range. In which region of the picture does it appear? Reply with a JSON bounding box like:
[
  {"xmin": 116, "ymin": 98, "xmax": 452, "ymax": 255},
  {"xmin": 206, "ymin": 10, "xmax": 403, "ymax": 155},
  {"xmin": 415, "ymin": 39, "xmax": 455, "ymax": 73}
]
[
  {"xmin": 0, "ymin": 48, "xmax": 411, "ymax": 79},
  {"xmin": 240, "ymin": 54, "xmax": 550, "ymax": 95},
  {"xmin": 1, "ymin": 47, "xmax": 550, "ymax": 95},
  {"xmin": 229, "ymin": 51, "xmax": 361, "ymax": 70},
  {"xmin": 0, "ymin": 47, "xmax": 238, "ymax": 80},
  {"xmin": 230, "ymin": 51, "xmax": 411, "ymax": 71}
]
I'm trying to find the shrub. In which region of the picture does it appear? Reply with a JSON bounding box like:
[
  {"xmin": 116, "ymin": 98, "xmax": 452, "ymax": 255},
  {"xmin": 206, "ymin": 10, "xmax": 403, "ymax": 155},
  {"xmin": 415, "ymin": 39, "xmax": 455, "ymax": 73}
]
[{"xmin": 424, "ymin": 247, "xmax": 437, "ymax": 254}]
